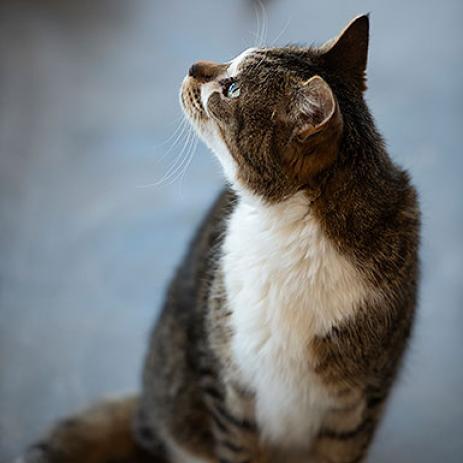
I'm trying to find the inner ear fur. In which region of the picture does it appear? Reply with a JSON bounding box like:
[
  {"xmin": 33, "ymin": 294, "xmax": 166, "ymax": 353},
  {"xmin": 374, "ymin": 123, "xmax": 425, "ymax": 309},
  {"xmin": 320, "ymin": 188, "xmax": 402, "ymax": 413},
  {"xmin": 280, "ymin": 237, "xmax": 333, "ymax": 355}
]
[{"xmin": 297, "ymin": 75, "xmax": 340, "ymax": 141}]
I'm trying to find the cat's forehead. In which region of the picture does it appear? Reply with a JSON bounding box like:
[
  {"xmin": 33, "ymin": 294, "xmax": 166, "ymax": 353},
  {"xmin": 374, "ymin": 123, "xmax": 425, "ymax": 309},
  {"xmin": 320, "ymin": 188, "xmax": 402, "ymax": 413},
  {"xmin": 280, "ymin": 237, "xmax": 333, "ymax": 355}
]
[
  {"xmin": 228, "ymin": 47, "xmax": 315, "ymax": 80},
  {"xmin": 227, "ymin": 47, "xmax": 258, "ymax": 77}
]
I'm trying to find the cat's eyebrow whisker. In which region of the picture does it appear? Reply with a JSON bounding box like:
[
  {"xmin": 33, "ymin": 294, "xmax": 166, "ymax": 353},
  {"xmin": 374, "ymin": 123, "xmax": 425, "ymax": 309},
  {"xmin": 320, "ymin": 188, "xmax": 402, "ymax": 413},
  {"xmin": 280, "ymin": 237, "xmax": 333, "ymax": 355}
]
[
  {"xmin": 255, "ymin": 0, "xmax": 269, "ymax": 47},
  {"xmin": 270, "ymin": 14, "xmax": 292, "ymax": 47},
  {"xmin": 249, "ymin": 30, "xmax": 261, "ymax": 47},
  {"xmin": 252, "ymin": 1, "xmax": 262, "ymax": 49}
]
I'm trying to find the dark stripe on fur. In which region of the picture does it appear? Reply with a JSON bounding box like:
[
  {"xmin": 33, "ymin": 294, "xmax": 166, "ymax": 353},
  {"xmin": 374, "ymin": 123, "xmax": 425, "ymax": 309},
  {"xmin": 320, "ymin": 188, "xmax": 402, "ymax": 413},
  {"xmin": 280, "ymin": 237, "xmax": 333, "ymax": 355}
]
[
  {"xmin": 319, "ymin": 418, "xmax": 372, "ymax": 440},
  {"xmin": 214, "ymin": 403, "xmax": 256, "ymax": 431}
]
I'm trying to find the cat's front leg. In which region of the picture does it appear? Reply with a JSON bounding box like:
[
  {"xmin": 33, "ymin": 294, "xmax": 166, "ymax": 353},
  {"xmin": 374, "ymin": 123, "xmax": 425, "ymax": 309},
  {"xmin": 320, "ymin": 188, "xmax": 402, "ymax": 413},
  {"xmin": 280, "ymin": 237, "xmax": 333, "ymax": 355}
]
[
  {"xmin": 307, "ymin": 388, "xmax": 386, "ymax": 463},
  {"xmin": 205, "ymin": 381, "xmax": 267, "ymax": 463},
  {"xmin": 211, "ymin": 407, "xmax": 262, "ymax": 463}
]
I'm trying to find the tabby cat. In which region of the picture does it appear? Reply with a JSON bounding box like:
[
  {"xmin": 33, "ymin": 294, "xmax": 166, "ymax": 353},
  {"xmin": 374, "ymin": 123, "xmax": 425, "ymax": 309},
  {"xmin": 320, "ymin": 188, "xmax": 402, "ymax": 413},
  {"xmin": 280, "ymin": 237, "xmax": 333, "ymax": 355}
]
[{"xmin": 21, "ymin": 15, "xmax": 420, "ymax": 463}]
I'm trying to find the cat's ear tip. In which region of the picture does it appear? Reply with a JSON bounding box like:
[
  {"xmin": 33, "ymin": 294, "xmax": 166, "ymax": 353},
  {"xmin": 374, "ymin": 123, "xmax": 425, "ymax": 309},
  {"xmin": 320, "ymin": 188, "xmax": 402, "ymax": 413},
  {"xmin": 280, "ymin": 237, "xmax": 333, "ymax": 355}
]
[
  {"xmin": 356, "ymin": 13, "xmax": 370, "ymax": 21},
  {"xmin": 346, "ymin": 14, "xmax": 370, "ymax": 34},
  {"xmin": 351, "ymin": 13, "xmax": 370, "ymax": 23},
  {"xmin": 319, "ymin": 13, "xmax": 370, "ymax": 91}
]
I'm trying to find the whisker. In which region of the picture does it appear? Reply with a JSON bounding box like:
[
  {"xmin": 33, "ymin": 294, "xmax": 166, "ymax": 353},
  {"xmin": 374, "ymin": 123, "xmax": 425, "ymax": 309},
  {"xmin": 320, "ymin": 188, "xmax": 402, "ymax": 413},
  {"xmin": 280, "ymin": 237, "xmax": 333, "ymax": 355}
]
[
  {"xmin": 159, "ymin": 113, "xmax": 185, "ymax": 140},
  {"xmin": 157, "ymin": 117, "xmax": 189, "ymax": 163},
  {"xmin": 271, "ymin": 14, "xmax": 292, "ymax": 47},
  {"xmin": 253, "ymin": 1, "xmax": 262, "ymax": 48},
  {"xmin": 139, "ymin": 125, "xmax": 194, "ymax": 188},
  {"xmin": 162, "ymin": 133, "xmax": 197, "ymax": 188},
  {"xmin": 154, "ymin": 126, "xmax": 196, "ymax": 186},
  {"xmin": 157, "ymin": 116, "xmax": 187, "ymax": 148},
  {"xmin": 161, "ymin": 123, "xmax": 193, "ymax": 175},
  {"xmin": 256, "ymin": 0, "xmax": 269, "ymax": 47},
  {"xmin": 178, "ymin": 135, "xmax": 199, "ymax": 197}
]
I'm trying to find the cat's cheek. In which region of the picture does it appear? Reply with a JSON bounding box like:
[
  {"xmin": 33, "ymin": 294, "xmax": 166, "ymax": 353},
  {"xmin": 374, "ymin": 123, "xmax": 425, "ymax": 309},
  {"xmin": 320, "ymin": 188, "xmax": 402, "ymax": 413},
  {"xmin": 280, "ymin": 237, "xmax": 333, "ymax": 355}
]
[{"xmin": 207, "ymin": 94, "xmax": 233, "ymax": 124}]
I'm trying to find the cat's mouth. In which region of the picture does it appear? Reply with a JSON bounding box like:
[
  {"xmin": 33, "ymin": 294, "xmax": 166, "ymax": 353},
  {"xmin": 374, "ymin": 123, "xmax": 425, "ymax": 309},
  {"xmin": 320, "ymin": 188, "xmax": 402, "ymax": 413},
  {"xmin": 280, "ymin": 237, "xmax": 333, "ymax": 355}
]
[{"xmin": 180, "ymin": 77, "xmax": 208, "ymax": 124}]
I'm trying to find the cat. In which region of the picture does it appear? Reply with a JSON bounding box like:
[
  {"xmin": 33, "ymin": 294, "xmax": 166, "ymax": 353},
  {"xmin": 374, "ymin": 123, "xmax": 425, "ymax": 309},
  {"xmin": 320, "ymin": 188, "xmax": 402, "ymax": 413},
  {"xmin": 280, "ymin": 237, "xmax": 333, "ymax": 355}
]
[{"xmin": 20, "ymin": 14, "xmax": 420, "ymax": 463}]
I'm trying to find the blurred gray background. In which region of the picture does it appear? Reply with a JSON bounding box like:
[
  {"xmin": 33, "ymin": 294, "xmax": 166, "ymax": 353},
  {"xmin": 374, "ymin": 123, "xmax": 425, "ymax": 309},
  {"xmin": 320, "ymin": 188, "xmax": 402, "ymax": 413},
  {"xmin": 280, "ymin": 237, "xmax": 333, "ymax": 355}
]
[{"xmin": 0, "ymin": 0, "xmax": 462, "ymax": 461}]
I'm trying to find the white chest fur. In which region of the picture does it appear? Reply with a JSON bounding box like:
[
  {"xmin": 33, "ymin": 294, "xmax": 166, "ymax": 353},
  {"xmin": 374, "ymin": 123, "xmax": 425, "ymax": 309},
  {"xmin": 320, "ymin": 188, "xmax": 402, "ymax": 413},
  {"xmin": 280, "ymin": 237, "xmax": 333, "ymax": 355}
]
[{"xmin": 222, "ymin": 192, "xmax": 369, "ymax": 448}]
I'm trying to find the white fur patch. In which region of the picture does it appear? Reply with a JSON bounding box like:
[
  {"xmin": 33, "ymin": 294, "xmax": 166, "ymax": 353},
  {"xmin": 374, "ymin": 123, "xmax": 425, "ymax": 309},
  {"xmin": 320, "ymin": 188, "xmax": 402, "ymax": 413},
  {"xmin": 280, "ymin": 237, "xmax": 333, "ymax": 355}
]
[
  {"xmin": 200, "ymin": 81, "xmax": 221, "ymax": 117},
  {"xmin": 223, "ymin": 192, "xmax": 370, "ymax": 448},
  {"xmin": 197, "ymin": 47, "xmax": 256, "ymax": 183},
  {"xmin": 227, "ymin": 47, "xmax": 256, "ymax": 77},
  {"xmin": 198, "ymin": 123, "xmax": 237, "ymax": 182}
]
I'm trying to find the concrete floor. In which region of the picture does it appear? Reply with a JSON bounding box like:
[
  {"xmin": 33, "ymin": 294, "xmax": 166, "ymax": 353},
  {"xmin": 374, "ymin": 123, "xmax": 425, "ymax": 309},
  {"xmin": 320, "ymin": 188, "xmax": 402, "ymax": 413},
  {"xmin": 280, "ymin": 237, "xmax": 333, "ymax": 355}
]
[{"xmin": 0, "ymin": 0, "xmax": 462, "ymax": 461}]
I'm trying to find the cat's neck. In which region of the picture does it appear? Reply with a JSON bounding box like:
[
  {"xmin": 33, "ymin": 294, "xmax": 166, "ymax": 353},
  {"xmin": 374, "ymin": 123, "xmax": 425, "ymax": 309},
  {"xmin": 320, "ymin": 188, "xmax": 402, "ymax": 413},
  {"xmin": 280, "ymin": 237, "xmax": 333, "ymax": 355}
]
[{"xmin": 236, "ymin": 190, "xmax": 311, "ymax": 225}]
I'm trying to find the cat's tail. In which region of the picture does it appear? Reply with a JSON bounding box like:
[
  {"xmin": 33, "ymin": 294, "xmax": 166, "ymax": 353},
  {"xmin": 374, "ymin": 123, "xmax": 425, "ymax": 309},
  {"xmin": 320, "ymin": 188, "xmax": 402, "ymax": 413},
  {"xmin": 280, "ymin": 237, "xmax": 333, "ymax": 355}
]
[{"xmin": 19, "ymin": 396, "xmax": 168, "ymax": 463}]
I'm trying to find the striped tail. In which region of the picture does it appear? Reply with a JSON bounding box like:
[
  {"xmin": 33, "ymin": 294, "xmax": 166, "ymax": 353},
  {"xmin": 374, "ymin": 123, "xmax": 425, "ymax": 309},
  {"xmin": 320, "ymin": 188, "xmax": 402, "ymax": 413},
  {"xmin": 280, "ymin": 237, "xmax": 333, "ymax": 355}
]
[{"xmin": 19, "ymin": 396, "xmax": 168, "ymax": 463}]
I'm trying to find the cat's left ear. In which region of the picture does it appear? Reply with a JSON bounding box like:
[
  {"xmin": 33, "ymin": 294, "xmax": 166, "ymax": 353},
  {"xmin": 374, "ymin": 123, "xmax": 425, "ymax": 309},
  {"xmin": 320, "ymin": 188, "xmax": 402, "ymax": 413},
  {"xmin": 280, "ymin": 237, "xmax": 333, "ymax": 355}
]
[
  {"xmin": 295, "ymin": 75, "xmax": 342, "ymax": 143},
  {"xmin": 288, "ymin": 75, "xmax": 343, "ymax": 182},
  {"xmin": 320, "ymin": 14, "xmax": 369, "ymax": 91},
  {"xmin": 285, "ymin": 75, "xmax": 343, "ymax": 187}
]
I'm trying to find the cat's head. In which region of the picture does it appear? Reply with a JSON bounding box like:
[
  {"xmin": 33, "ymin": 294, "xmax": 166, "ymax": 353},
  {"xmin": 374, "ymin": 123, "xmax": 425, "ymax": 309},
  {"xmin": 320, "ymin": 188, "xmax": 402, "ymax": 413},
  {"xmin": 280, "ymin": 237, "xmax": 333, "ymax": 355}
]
[{"xmin": 181, "ymin": 15, "xmax": 369, "ymax": 202}]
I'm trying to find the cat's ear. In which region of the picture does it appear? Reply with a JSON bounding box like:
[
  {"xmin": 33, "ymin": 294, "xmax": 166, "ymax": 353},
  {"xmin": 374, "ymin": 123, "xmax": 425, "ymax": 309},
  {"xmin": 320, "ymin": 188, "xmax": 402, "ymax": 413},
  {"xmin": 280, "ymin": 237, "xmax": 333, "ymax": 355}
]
[
  {"xmin": 320, "ymin": 14, "xmax": 369, "ymax": 91},
  {"xmin": 295, "ymin": 75, "xmax": 342, "ymax": 143},
  {"xmin": 287, "ymin": 75, "xmax": 343, "ymax": 184}
]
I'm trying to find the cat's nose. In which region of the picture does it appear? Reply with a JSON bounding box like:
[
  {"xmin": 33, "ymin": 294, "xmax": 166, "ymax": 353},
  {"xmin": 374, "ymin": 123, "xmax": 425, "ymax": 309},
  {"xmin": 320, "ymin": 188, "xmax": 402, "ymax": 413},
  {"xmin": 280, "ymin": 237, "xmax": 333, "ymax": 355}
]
[{"xmin": 188, "ymin": 61, "xmax": 226, "ymax": 82}]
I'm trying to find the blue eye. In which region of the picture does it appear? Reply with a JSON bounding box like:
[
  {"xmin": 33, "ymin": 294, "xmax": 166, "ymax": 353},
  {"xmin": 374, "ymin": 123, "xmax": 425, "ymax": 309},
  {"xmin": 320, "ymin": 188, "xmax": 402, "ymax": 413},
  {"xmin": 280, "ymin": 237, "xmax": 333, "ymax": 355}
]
[{"xmin": 226, "ymin": 81, "xmax": 241, "ymax": 98}]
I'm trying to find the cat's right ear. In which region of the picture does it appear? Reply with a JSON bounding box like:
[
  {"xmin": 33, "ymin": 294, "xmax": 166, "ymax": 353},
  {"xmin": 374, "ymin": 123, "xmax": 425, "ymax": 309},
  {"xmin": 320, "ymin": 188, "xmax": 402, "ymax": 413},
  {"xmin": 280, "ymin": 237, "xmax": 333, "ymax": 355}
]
[{"xmin": 320, "ymin": 14, "xmax": 370, "ymax": 91}]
